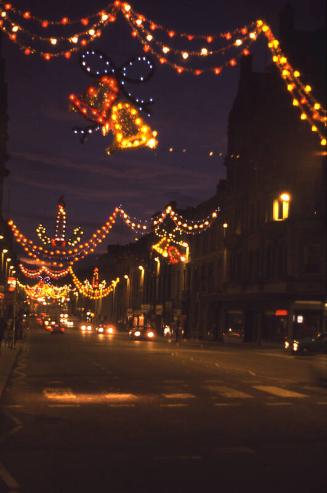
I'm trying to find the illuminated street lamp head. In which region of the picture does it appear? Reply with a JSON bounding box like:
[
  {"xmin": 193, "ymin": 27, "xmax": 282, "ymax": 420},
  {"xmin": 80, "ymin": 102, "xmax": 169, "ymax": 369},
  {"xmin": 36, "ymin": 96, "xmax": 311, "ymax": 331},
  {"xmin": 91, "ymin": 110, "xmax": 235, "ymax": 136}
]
[
  {"xmin": 154, "ymin": 257, "xmax": 160, "ymax": 263},
  {"xmin": 0, "ymin": 235, "xmax": 4, "ymax": 240},
  {"xmin": 6, "ymin": 257, "xmax": 12, "ymax": 262},
  {"xmin": 124, "ymin": 274, "xmax": 129, "ymax": 280},
  {"xmin": 2, "ymin": 249, "xmax": 8, "ymax": 253},
  {"xmin": 223, "ymin": 223, "xmax": 228, "ymax": 229},
  {"xmin": 138, "ymin": 265, "xmax": 144, "ymax": 271},
  {"xmin": 280, "ymin": 192, "xmax": 291, "ymax": 202}
]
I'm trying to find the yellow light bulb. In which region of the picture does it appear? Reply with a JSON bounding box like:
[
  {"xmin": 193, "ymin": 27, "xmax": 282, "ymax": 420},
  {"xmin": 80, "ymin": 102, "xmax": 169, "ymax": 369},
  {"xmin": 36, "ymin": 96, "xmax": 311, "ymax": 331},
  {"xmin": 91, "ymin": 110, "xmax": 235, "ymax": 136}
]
[
  {"xmin": 293, "ymin": 70, "xmax": 300, "ymax": 77},
  {"xmin": 182, "ymin": 52, "xmax": 189, "ymax": 60}
]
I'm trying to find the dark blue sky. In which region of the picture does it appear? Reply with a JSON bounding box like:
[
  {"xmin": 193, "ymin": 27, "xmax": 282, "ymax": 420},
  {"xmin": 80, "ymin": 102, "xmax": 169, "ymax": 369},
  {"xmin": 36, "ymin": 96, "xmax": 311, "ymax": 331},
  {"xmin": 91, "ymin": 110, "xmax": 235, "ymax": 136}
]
[{"xmin": 2, "ymin": 0, "xmax": 325, "ymax": 246}]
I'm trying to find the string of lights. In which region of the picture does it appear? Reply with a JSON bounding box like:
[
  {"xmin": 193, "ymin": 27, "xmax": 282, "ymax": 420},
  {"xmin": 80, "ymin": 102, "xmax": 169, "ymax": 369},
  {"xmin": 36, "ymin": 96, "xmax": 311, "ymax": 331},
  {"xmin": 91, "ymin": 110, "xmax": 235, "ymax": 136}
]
[
  {"xmin": 0, "ymin": 1, "xmax": 118, "ymax": 59},
  {"xmin": 153, "ymin": 205, "xmax": 220, "ymax": 234},
  {"xmin": 19, "ymin": 263, "xmax": 71, "ymax": 280},
  {"xmin": 0, "ymin": 2, "xmax": 325, "ymax": 145},
  {"xmin": 8, "ymin": 204, "xmax": 221, "ymax": 268},
  {"xmin": 261, "ymin": 21, "xmax": 326, "ymax": 147},
  {"xmin": 18, "ymin": 279, "xmax": 71, "ymax": 301},
  {"xmin": 69, "ymin": 266, "xmax": 120, "ymax": 300}
]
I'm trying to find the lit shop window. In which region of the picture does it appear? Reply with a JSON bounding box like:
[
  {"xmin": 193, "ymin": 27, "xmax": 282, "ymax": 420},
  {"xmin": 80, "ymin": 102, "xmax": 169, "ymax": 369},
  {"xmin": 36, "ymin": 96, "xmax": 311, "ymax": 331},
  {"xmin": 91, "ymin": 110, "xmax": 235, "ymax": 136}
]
[{"xmin": 273, "ymin": 192, "xmax": 291, "ymax": 221}]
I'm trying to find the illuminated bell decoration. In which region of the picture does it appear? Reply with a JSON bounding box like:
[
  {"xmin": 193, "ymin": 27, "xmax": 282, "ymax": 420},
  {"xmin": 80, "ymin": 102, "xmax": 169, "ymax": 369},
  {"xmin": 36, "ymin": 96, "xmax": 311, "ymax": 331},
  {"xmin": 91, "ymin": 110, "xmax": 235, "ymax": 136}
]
[
  {"xmin": 70, "ymin": 50, "xmax": 158, "ymax": 155},
  {"xmin": 108, "ymin": 102, "xmax": 158, "ymax": 154}
]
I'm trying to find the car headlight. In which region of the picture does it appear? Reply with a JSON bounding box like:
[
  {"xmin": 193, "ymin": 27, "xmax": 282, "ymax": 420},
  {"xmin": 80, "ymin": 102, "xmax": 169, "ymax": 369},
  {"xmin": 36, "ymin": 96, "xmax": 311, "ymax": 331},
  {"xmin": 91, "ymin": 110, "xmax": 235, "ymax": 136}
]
[
  {"xmin": 87, "ymin": 325, "xmax": 92, "ymax": 331},
  {"xmin": 284, "ymin": 341, "xmax": 290, "ymax": 349},
  {"xmin": 108, "ymin": 327, "xmax": 114, "ymax": 334},
  {"xmin": 81, "ymin": 325, "xmax": 86, "ymax": 331},
  {"xmin": 293, "ymin": 341, "xmax": 299, "ymax": 351},
  {"xmin": 135, "ymin": 331, "xmax": 141, "ymax": 337},
  {"xmin": 98, "ymin": 327, "xmax": 104, "ymax": 333},
  {"xmin": 147, "ymin": 331, "xmax": 155, "ymax": 338}
]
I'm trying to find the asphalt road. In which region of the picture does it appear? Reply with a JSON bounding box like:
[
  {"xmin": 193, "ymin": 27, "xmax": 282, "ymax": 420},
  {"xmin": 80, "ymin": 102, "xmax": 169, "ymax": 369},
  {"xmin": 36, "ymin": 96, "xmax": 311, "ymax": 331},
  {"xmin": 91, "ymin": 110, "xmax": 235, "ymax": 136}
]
[{"xmin": 0, "ymin": 327, "xmax": 326, "ymax": 493}]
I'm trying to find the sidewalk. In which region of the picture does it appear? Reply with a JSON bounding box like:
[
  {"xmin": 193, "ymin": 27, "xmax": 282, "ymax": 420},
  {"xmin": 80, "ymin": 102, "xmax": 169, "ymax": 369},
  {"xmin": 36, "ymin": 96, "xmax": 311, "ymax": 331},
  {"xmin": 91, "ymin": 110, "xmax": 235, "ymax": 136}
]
[{"xmin": 0, "ymin": 343, "xmax": 22, "ymax": 400}]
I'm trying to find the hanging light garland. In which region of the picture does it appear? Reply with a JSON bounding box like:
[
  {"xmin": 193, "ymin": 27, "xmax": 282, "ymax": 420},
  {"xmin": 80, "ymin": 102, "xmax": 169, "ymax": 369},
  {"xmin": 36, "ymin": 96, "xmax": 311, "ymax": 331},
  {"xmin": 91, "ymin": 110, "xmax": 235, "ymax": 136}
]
[
  {"xmin": 69, "ymin": 266, "xmax": 119, "ymax": 300},
  {"xmin": 0, "ymin": 2, "xmax": 325, "ymax": 146},
  {"xmin": 19, "ymin": 279, "xmax": 71, "ymax": 301},
  {"xmin": 0, "ymin": 1, "xmax": 119, "ymax": 60},
  {"xmin": 153, "ymin": 205, "xmax": 220, "ymax": 234},
  {"xmin": 9, "ymin": 203, "xmax": 220, "ymax": 268},
  {"xmin": 19, "ymin": 263, "xmax": 71, "ymax": 280},
  {"xmin": 8, "ymin": 206, "xmax": 148, "ymax": 267}
]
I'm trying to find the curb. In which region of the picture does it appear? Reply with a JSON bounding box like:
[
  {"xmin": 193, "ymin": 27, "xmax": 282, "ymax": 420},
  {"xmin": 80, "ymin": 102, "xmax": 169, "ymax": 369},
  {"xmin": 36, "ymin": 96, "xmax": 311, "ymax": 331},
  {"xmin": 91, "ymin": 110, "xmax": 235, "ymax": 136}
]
[{"xmin": 0, "ymin": 345, "xmax": 22, "ymax": 401}]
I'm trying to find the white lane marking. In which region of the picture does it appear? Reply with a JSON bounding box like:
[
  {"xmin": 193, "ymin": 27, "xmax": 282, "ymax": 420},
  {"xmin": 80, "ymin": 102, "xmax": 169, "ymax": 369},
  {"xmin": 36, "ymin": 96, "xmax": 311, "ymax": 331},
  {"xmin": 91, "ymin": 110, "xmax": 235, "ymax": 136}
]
[
  {"xmin": 206, "ymin": 386, "xmax": 253, "ymax": 399},
  {"xmin": 48, "ymin": 380, "xmax": 64, "ymax": 384},
  {"xmin": 48, "ymin": 404, "xmax": 81, "ymax": 408},
  {"xmin": 162, "ymin": 393, "xmax": 195, "ymax": 399},
  {"xmin": 0, "ymin": 461, "xmax": 20, "ymax": 490},
  {"xmin": 213, "ymin": 402, "xmax": 241, "ymax": 407},
  {"xmin": 265, "ymin": 402, "xmax": 293, "ymax": 407},
  {"xmin": 160, "ymin": 403, "xmax": 189, "ymax": 408},
  {"xmin": 317, "ymin": 402, "xmax": 327, "ymax": 405},
  {"xmin": 253, "ymin": 386, "xmax": 308, "ymax": 398}
]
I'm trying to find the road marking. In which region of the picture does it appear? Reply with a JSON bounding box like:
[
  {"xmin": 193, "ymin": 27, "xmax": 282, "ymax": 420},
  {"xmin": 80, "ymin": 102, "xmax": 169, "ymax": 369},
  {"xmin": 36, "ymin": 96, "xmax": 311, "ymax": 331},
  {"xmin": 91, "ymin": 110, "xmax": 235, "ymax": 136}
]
[
  {"xmin": 206, "ymin": 386, "xmax": 253, "ymax": 399},
  {"xmin": 253, "ymin": 386, "xmax": 308, "ymax": 398},
  {"xmin": 265, "ymin": 402, "xmax": 293, "ymax": 407},
  {"xmin": 160, "ymin": 403, "xmax": 189, "ymax": 408},
  {"xmin": 43, "ymin": 388, "xmax": 77, "ymax": 400},
  {"xmin": 317, "ymin": 402, "xmax": 327, "ymax": 405},
  {"xmin": 162, "ymin": 393, "xmax": 195, "ymax": 399},
  {"xmin": 105, "ymin": 393, "xmax": 137, "ymax": 401},
  {"xmin": 0, "ymin": 461, "xmax": 20, "ymax": 490}
]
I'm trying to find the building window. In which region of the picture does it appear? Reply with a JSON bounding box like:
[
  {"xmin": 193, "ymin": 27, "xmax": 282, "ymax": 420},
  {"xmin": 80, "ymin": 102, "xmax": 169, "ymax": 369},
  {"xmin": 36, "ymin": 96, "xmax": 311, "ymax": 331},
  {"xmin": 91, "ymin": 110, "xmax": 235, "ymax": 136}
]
[{"xmin": 273, "ymin": 192, "xmax": 291, "ymax": 221}]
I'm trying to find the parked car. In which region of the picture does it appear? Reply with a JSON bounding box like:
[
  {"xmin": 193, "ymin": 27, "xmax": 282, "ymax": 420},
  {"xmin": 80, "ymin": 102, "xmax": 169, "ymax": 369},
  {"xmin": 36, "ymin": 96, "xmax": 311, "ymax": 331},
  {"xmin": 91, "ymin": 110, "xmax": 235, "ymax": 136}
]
[
  {"xmin": 129, "ymin": 326, "xmax": 157, "ymax": 341},
  {"xmin": 284, "ymin": 332, "xmax": 327, "ymax": 355}
]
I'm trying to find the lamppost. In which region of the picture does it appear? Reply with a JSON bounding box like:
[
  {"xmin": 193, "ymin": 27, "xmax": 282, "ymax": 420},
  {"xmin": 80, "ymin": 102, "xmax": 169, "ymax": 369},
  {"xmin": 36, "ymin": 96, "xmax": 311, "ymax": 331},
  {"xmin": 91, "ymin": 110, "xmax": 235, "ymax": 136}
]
[{"xmin": 1, "ymin": 248, "xmax": 8, "ymax": 274}]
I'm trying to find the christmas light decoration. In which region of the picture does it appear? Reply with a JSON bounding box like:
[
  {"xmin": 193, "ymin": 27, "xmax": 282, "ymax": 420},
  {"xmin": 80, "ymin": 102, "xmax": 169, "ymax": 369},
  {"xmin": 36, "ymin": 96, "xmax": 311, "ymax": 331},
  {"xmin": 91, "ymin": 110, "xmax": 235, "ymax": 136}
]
[
  {"xmin": 0, "ymin": 1, "xmax": 119, "ymax": 59},
  {"xmin": 20, "ymin": 279, "xmax": 71, "ymax": 301},
  {"xmin": 122, "ymin": 5, "xmax": 257, "ymax": 75},
  {"xmin": 19, "ymin": 263, "xmax": 71, "ymax": 280},
  {"xmin": 0, "ymin": 2, "xmax": 324, "ymax": 145},
  {"xmin": 8, "ymin": 206, "xmax": 148, "ymax": 267},
  {"xmin": 153, "ymin": 205, "xmax": 220, "ymax": 234},
  {"xmin": 152, "ymin": 236, "xmax": 189, "ymax": 265},
  {"xmin": 69, "ymin": 50, "xmax": 158, "ymax": 154},
  {"xmin": 69, "ymin": 266, "xmax": 119, "ymax": 300}
]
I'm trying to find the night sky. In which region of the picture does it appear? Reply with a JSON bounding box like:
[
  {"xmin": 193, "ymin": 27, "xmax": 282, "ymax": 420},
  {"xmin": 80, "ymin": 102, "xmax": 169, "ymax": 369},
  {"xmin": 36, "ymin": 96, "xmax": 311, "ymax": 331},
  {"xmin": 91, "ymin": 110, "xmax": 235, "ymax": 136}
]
[{"xmin": 2, "ymin": 0, "xmax": 326, "ymax": 248}]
